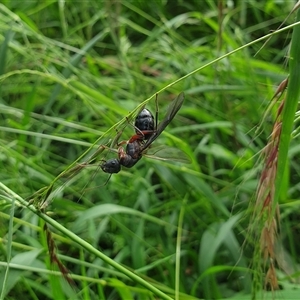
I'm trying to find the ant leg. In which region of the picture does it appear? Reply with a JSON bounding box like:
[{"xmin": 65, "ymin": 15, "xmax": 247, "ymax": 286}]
[
  {"xmin": 85, "ymin": 144, "xmax": 114, "ymax": 165},
  {"xmin": 85, "ymin": 172, "xmax": 112, "ymax": 188},
  {"xmin": 93, "ymin": 129, "xmax": 124, "ymax": 158},
  {"xmin": 126, "ymin": 111, "xmax": 156, "ymax": 137},
  {"xmin": 117, "ymin": 120, "xmax": 154, "ymax": 145},
  {"xmin": 117, "ymin": 139, "xmax": 128, "ymax": 146},
  {"xmin": 112, "ymin": 127, "xmax": 124, "ymax": 148},
  {"xmin": 102, "ymin": 174, "xmax": 112, "ymax": 186},
  {"xmin": 117, "ymin": 145, "xmax": 126, "ymax": 159},
  {"xmin": 100, "ymin": 145, "xmax": 119, "ymax": 154},
  {"xmin": 125, "ymin": 115, "xmax": 146, "ymax": 137},
  {"xmin": 127, "ymin": 131, "xmax": 155, "ymax": 143}
]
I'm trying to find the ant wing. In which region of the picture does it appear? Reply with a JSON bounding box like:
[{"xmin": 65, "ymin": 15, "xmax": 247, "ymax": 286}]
[
  {"xmin": 141, "ymin": 92, "xmax": 185, "ymax": 151},
  {"xmin": 144, "ymin": 145, "xmax": 191, "ymax": 163}
]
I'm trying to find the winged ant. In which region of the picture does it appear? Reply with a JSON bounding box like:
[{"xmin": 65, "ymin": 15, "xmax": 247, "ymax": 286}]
[{"xmin": 101, "ymin": 92, "xmax": 185, "ymax": 174}]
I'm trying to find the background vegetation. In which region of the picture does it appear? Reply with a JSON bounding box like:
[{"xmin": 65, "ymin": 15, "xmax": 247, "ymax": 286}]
[{"xmin": 1, "ymin": 0, "xmax": 300, "ymax": 299}]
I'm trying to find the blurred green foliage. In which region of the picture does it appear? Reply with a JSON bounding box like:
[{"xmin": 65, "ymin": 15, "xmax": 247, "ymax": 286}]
[{"xmin": 1, "ymin": 1, "xmax": 300, "ymax": 299}]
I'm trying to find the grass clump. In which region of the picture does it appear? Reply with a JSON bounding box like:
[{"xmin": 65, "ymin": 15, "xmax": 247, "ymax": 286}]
[{"xmin": 1, "ymin": 1, "xmax": 300, "ymax": 299}]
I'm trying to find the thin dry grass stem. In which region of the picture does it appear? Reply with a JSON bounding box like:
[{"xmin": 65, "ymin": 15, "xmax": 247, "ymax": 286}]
[
  {"xmin": 44, "ymin": 223, "xmax": 75, "ymax": 287},
  {"xmin": 265, "ymin": 259, "xmax": 279, "ymax": 291},
  {"xmin": 253, "ymin": 79, "xmax": 288, "ymax": 291},
  {"xmin": 272, "ymin": 78, "xmax": 288, "ymax": 102}
]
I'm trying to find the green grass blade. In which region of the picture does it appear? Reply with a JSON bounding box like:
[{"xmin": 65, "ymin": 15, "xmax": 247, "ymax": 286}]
[
  {"xmin": 0, "ymin": 193, "xmax": 14, "ymax": 300},
  {"xmin": 1, "ymin": 183, "xmax": 173, "ymax": 300},
  {"xmin": 275, "ymin": 10, "xmax": 300, "ymax": 206}
]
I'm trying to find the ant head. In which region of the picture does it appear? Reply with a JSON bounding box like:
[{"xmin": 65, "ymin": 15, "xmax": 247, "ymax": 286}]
[{"xmin": 101, "ymin": 158, "xmax": 121, "ymax": 174}]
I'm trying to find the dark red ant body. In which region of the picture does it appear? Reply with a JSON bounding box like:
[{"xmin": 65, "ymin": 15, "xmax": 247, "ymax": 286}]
[
  {"xmin": 134, "ymin": 108, "xmax": 155, "ymax": 139},
  {"xmin": 101, "ymin": 92, "xmax": 185, "ymax": 174}
]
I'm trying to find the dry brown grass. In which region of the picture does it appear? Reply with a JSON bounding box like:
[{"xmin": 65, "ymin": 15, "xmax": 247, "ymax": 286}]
[{"xmin": 252, "ymin": 78, "xmax": 288, "ymax": 291}]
